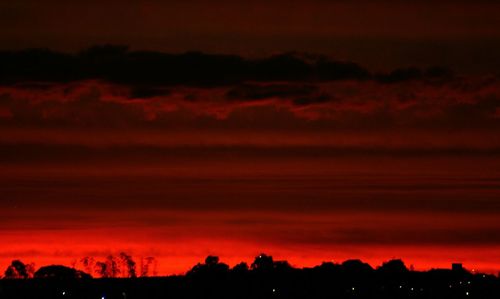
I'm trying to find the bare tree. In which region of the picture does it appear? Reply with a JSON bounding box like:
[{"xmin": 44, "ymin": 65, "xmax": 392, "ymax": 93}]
[
  {"xmin": 119, "ymin": 252, "xmax": 137, "ymax": 278},
  {"xmin": 95, "ymin": 261, "xmax": 109, "ymax": 278},
  {"xmin": 80, "ymin": 257, "xmax": 95, "ymax": 275},
  {"xmin": 140, "ymin": 257, "xmax": 156, "ymax": 277},
  {"xmin": 106, "ymin": 255, "xmax": 120, "ymax": 278},
  {"xmin": 25, "ymin": 263, "xmax": 36, "ymax": 278}
]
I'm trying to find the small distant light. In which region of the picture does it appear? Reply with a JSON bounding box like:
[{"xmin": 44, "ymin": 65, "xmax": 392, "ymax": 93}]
[
  {"xmin": 449, "ymin": 285, "xmax": 452, "ymax": 288},
  {"xmin": 460, "ymin": 281, "xmax": 463, "ymax": 285},
  {"xmin": 410, "ymin": 288, "xmax": 414, "ymax": 291},
  {"xmin": 468, "ymin": 281, "xmax": 471, "ymax": 284},
  {"xmin": 102, "ymin": 296, "xmax": 105, "ymax": 299},
  {"xmin": 272, "ymin": 289, "xmax": 276, "ymax": 293},
  {"xmin": 62, "ymin": 291, "xmax": 66, "ymax": 296},
  {"xmin": 466, "ymin": 292, "xmax": 470, "ymax": 296},
  {"xmin": 399, "ymin": 285, "xmax": 402, "ymax": 289},
  {"xmin": 483, "ymin": 275, "xmax": 486, "ymax": 278},
  {"xmin": 351, "ymin": 287, "xmax": 355, "ymax": 291}
]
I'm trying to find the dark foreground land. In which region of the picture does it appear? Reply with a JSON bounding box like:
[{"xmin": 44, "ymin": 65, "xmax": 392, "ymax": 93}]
[{"xmin": 1, "ymin": 258, "xmax": 500, "ymax": 299}]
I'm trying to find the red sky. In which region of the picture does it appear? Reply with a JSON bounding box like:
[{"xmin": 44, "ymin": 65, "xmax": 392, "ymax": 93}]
[
  {"xmin": 1, "ymin": 78, "xmax": 500, "ymax": 275},
  {"xmin": 1, "ymin": 0, "xmax": 500, "ymax": 277},
  {"xmin": 2, "ymin": 151, "xmax": 500, "ymax": 274}
]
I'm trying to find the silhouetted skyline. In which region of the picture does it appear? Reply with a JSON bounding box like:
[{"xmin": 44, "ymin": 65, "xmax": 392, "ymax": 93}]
[{"xmin": 2, "ymin": 254, "xmax": 500, "ymax": 299}]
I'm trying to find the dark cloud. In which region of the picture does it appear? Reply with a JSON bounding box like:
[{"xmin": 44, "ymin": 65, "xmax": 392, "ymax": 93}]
[
  {"xmin": 0, "ymin": 46, "xmax": 463, "ymax": 107},
  {"xmin": 376, "ymin": 66, "xmax": 454, "ymax": 83},
  {"xmin": 0, "ymin": 47, "xmax": 375, "ymax": 87},
  {"xmin": 128, "ymin": 86, "xmax": 171, "ymax": 99}
]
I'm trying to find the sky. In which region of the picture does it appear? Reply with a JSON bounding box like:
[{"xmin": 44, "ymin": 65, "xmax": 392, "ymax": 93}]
[
  {"xmin": 1, "ymin": 0, "xmax": 500, "ymax": 73},
  {"xmin": 1, "ymin": 0, "xmax": 500, "ymax": 276}
]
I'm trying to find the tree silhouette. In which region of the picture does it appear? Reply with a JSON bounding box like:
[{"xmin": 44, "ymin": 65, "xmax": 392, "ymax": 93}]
[
  {"xmin": 187, "ymin": 256, "xmax": 230, "ymax": 277},
  {"xmin": 377, "ymin": 259, "xmax": 409, "ymax": 276},
  {"xmin": 80, "ymin": 257, "xmax": 95, "ymax": 276},
  {"xmin": 95, "ymin": 261, "xmax": 109, "ymax": 278},
  {"xmin": 231, "ymin": 262, "xmax": 249, "ymax": 274},
  {"xmin": 251, "ymin": 253, "xmax": 274, "ymax": 272},
  {"xmin": 1, "ymin": 253, "xmax": 497, "ymax": 299},
  {"xmin": 79, "ymin": 253, "xmax": 138, "ymax": 278},
  {"xmin": 273, "ymin": 260, "xmax": 293, "ymax": 272},
  {"xmin": 341, "ymin": 259, "xmax": 374, "ymax": 278},
  {"xmin": 140, "ymin": 257, "xmax": 157, "ymax": 277},
  {"xmin": 93, "ymin": 255, "xmax": 121, "ymax": 278},
  {"xmin": 25, "ymin": 263, "xmax": 36, "ymax": 278},
  {"xmin": 205, "ymin": 255, "xmax": 220, "ymax": 266},
  {"xmin": 4, "ymin": 260, "xmax": 30, "ymax": 279},
  {"xmin": 106, "ymin": 255, "xmax": 120, "ymax": 278},
  {"xmin": 34, "ymin": 265, "xmax": 92, "ymax": 279},
  {"xmin": 119, "ymin": 252, "xmax": 137, "ymax": 278}
]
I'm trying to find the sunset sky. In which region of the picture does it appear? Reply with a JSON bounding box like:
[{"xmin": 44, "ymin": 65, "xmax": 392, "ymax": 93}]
[{"xmin": 1, "ymin": 0, "xmax": 500, "ymax": 276}]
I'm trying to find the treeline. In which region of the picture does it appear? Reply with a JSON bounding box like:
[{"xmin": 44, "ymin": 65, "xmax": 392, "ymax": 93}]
[
  {"xmin": 0, "ymin": 253, "xmax": 493, "ymax": 280},
  {"xmin": 0, "ymin": 254, "xmax": 499, "ymax": 299},
  {"xmin": 1, "ymin": 252, "xmax": 156, "ymax": 279}
]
